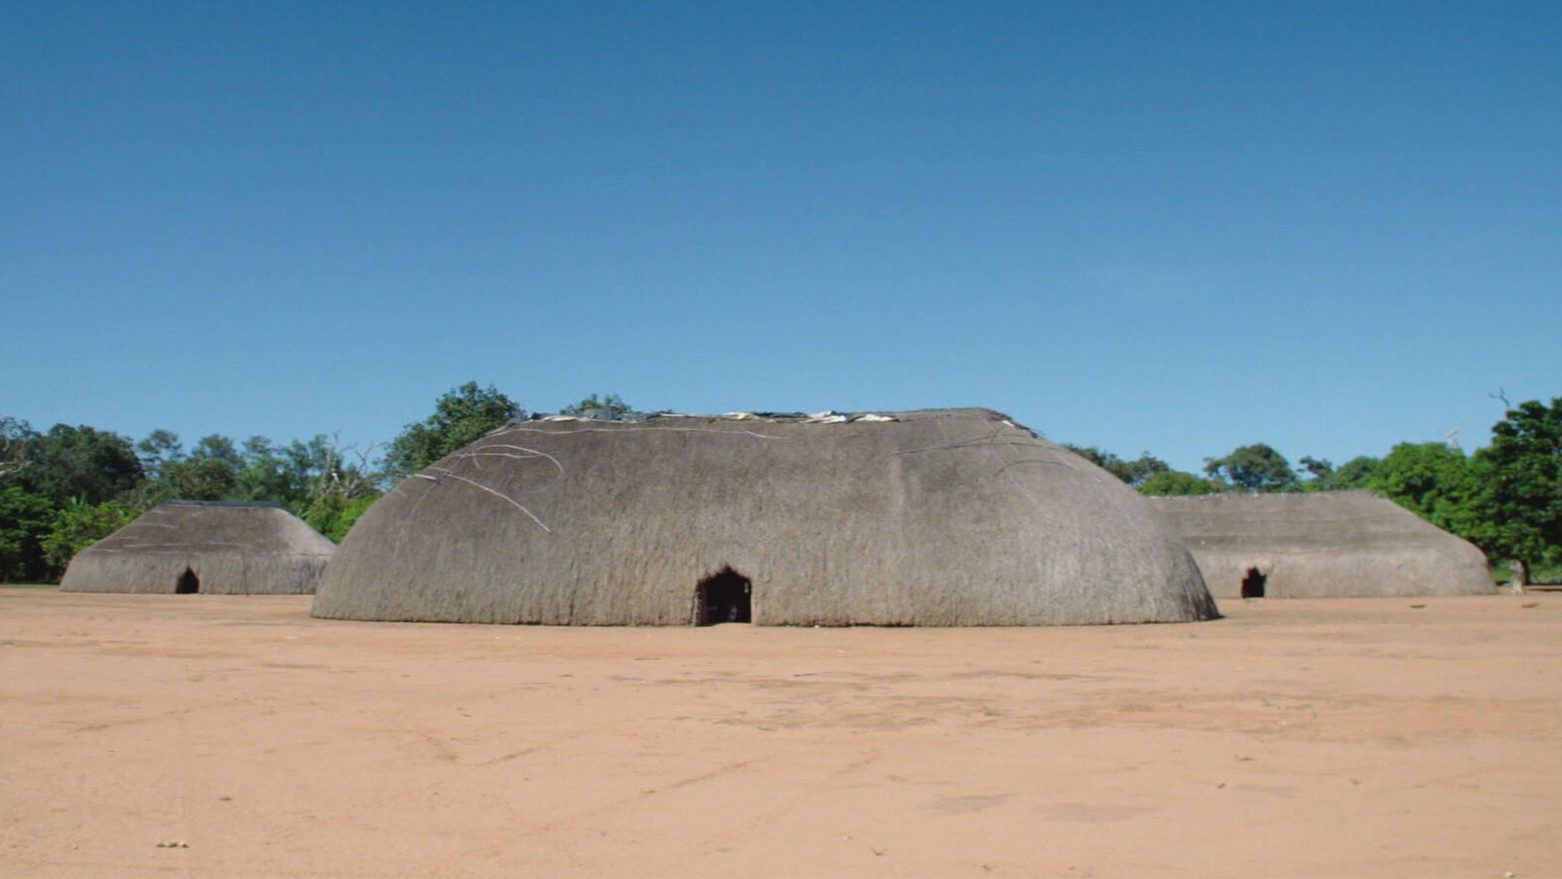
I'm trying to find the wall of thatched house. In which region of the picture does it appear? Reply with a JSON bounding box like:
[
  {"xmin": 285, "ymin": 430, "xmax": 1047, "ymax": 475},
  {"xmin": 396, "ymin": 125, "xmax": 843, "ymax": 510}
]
[
  {"xmin": 313, "ymin": 408, "xmax": 1217, "ymax": 626},
  {"xmin": 61, "ymin": 501, "xmax": 335, "ymax": 594},
  {"xmin": 1148, "ymin": 491, "xmax": 1494, "ymax": 598}
]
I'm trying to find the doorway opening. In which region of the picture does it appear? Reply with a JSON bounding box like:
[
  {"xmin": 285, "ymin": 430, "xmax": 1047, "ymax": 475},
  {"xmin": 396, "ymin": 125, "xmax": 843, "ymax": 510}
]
[
  {"xmin": 1240, "ymin": 567, "xmax": 1266, "ymax": 598},
  {"xmin": 696, "ymin": 566, "xmax": 751, "ymax": 625},
  {"xmin": 176, "ymin": 567, "xmax": 200, "ymax": 594}
]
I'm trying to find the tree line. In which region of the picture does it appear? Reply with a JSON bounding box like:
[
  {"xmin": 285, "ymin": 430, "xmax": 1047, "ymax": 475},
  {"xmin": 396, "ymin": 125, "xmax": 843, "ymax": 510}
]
[
  {"xmin": 1065, "ymin": 395, "xmax": 1562, "ymax": 584},
  {"xmin": 0, "ymin": 383, "xmax": 625, "ymax": 582},
  {"xmin": 2, "ymin": 385, "xmax": 1557, "ymax": 585}
]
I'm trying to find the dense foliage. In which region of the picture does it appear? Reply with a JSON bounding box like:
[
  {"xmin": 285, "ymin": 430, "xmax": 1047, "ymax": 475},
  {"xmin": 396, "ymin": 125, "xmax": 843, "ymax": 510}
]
[
  {"xmin": 1471, "ymin": 397, "xmax": 1562, "ymax": 580},
  {"xmin": 40, "ymin": 499, "xmax": 140, "ymax": 571},
  {"xmin": 1, "ymin": 387, "xmax": 1556, "ymax": 584},
  {"xmin": 382, "ymin": 382, "xmax": 523, "ymax": 478},
  {"xmin": 12, "ymin": 424, "xmax": 143, "ymax": 504},
  {"xmin": 1109, "ymin": 401, "xmax": 1560, "ymax": 580},
  {"xmin": 0, "ymin": 486, "xmax": 53, "ymax": 581},
  {"xmin": 1138, "ymin": 470, "xmax": 1223, "ymax": 496},
  {"xmin": 0, "ymin": 424, "xmax": 384, "ymax": 582},
  {"xmin": 0, "ymin": 383, "xmax": 632, "ymax": 581},
  {"xmin": 1367, "ymin": 443, "xmax": 1480, "ymax": 537},
  {"xmin": 1204, "ymin": 443, "xmax": 1296, "ymax": 492},
  {"xmin": 1061, "ymin": 445, "xmax": 1169, "ymax": 487}
]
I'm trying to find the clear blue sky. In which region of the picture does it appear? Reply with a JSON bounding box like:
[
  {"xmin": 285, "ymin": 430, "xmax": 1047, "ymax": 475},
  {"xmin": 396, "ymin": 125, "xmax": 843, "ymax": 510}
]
[{"xmin": 4, "ymin": 1, "xmax": 1558, "ymax": 473}]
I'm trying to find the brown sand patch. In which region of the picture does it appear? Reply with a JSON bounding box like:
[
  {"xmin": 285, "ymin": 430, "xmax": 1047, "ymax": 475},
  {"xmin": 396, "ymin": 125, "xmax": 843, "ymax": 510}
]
[{"xmin": 0, "ymin": 591, "xmax": 1557, "ymax": 878}]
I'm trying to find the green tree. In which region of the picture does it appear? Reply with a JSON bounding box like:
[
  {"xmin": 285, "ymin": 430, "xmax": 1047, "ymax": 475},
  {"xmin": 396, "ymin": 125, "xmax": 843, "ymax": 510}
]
[
  {"xmin": 1204, "ymin": 443, "xmax": 1295, "ymax": 492},
  {"xmin": 14, "ymin": 424, "xmax": 143, "ymax": 505},
  {"xmin": 560, "ymin": 393, "xmax": 632, "ymax": 419},
  {"xmin": 1294, "ymin": 454, "xmax": 1382, "ymax": 492},
  {"xmin": 135, "ymin": 429, "xmax": 184, "ymax": 479},
  {"xmin": 230, "ymin": 436, "xmax": 295, "ymax": 503},
  {"xmin": 129, "ymin": 429, "xmax": 384, "ymax": 515},
  {"xmin": 0, "ymin": 418, "xmax": 52, "ymax": 581},
  {"xmin": 384, "ymin": 382, "xmax": 523, "ymax": 478},
  {"xmin": 1369, "ymin": 442, "xmax": 1480, "ymax": 539},
  {"xmin": 1297, "ymin": 455, "xmax": 1333, "ymax": 482},
  {"xmin": 1138, "ymin": 470, "xmax": 1224, "ymax": 496},
  {"xmin": 40, "ymin": 498, "xmax": 140, "ymax": 575},
  {"xmin": 1471, "ymin": 397, "xmax": 1562, "ymax": 584},
  {"xmin": 1062, "ymin": 445, "xmax": 1169, "ymax": 487},
  {"xmin": 189, "ymin": 434, "xmax": 242, "ymax": 466},
  {"xmin": 0, "ymin": 486, "xmax": 52, "ymax": 581},
  {"xmin": 284, "ymin": 434, "xmax": 383, "ymax": 530},
  {"xmin": 1318, "ymin": 455, "xmax": 1380, "ymax": 491},
  {"xmin": 135, "ymin": 434, "xmax": 245, "ymax": 503},
  {"xmin": 303, "ymin": 494, "xmax": 379, "ymax": 543}
]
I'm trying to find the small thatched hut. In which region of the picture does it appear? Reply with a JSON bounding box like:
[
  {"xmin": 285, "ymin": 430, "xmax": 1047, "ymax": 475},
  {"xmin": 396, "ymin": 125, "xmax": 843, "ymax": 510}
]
[
  {"xmin": 313, "ymin": 408, "xmax": 1217, "ymax": 626},
  {"xmin": 1148, "ymin": 490, "xmax": 1494, "ymax": 598},
  {"xmin": 61, "ymin": 500, "xmax": 336, "ymax": 594}
]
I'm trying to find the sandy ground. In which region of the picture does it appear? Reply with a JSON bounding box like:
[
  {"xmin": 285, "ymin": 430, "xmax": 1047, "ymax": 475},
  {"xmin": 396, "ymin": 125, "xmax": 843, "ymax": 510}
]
[{"xmin": 0, "ymin": 591, "xmax": 1558, "ymax": 879}]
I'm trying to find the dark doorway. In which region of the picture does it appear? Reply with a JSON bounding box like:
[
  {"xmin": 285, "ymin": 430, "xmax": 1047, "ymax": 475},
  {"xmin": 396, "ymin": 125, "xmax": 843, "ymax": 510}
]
[
  {"xmin": 696, "ymin": 566, "xmax": 751, "ymax": 625},
  {"xmin": 1240, "ymin": 567, "xmax": 1266, "ymax": 598},
  {"xmin": 176, "ymin": 567, "xmax": 200, "ymax": 594}
]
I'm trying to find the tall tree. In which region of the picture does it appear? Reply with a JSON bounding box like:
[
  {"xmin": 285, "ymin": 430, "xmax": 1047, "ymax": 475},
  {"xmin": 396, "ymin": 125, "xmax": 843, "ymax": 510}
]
[
  {"xmin": 1297, "ymin": 456, "xmax": 1333, "ymax": 482},
  {"xmin": 1138, "ymin": 470, "xmax": 1223, "ymax": 496},
  {"xmin": 135, "ymin": 429, "xmax": 184, "ymax": 479},
  {"xmin": 1472, "ymin": 396, "xmax": 1562, "ymax": 585},
  {"xmin": 283, "ymin": 434, "xmax": 382, "ymax": 515},
  {"xmin": 1370, "ymin": 443, "xmax": 1480, "ymax": 539},
  {"xmin": 384, "ymin": 382, "xmax": 523, "ymax": 478},
  {"xmin": 1204, "ymin": 443, "xmax": 1295, "ymax": 492},
  {"xmin": 229, "ymin": 436, "xmax": 294, "ymax": 503},
  {"xmin": 132, "ymin": 433, "xmax": 245, "ymax": 503},
  {"xmin": 0, "ymin": 486, "xmax": 52, "ymax": 581},
  {"xmin": 40, "ymin": 498, "xmax": 139, "ymax": 573},
  {"xmin": 1062, "ymin": 445, "xmax": 1169, "ymax": 487},
  {"xmin": 1295, "ymin": 454, "xmax": 1382, "ymax": 492},
  {"xmin": 14, "ymin": 424, "xmax": 142, "ymax": 505},
  {"xmin": 1319, "ymin": 455, "xmax": 1380, "ymax": 491},
  {"xmin": 0, "ymin": 417, "xmax": 50, "ymax": 581}
]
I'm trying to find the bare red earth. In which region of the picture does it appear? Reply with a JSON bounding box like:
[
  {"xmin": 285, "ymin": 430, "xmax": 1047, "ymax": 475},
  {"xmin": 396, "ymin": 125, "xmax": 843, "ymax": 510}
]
[{"xmin": 1, "ymin": 591, "xmax": 1557, "ymax": 878}]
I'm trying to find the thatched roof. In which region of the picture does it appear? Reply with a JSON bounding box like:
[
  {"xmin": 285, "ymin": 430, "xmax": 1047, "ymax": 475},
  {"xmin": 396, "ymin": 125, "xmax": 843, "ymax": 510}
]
[
  {"xmin": 61, "ymin": 501, "xmax": 336, "ymax": 594},
  {"xmin": 1148, "ymin": 490, "xmax": 1494, "ymax": 598},
  {"xmin": 312, "ymin": 408, "xmax": 1216, "ymax": 626}
]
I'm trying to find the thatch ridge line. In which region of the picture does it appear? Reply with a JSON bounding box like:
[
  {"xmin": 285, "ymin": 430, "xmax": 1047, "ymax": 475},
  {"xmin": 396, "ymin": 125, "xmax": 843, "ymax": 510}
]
[
  {"xmin": 888, "ymin": 421, "xmax": 1064, "ymax": 461},
  {"xmin": 1183, "ymin": 544, "xmax": 1456, "ymax": 556},
  {"xmin": 1179, "ymin": 513, "xmax": 1465, "ymax": 527},
  {"xmin": 159, "ymin": 499, "xmax": 288, "ymax": 509},
  {"xmin": 487, "ymin": 424, "xmax": 787, "ymax": 441},
  {"xmin": 110, "ymin": 540, "xmax": 281, "ymax": 551},
  {"xmin": 91, "ymin": 547, "xmax": 331, "ymax": 556}
]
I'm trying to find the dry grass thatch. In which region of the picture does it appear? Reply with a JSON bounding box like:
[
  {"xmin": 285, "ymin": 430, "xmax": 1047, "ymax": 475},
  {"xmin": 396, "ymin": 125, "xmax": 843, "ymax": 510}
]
[
  {"xmin": 1148, "ymin": 490, "xmax": 1494, "ymax": 598},
  {"xmin": 60, "ymin": 501, "xmax": 335, "ymax": 595},
  {"xmin": 312, "ymin": 408, "xmax": 1216, "ymax": 626}
]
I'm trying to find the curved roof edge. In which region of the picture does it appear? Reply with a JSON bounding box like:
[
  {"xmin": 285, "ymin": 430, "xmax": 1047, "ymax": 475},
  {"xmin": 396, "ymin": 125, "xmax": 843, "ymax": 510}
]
[{"xmin": 156, "ymin": 499, "xmax": 289, "ymax": 509}]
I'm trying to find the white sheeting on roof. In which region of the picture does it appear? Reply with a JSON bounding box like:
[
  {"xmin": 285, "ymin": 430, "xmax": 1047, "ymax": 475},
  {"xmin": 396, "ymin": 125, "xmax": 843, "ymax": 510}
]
[{"xmin": 534, "ymin": 410, "xmax": 902, "ymax": 424}]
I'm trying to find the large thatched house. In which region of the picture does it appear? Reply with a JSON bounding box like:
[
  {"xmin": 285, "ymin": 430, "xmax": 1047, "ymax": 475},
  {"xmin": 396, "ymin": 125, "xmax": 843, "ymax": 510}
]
[
  {"xmin": 313, "ymin": 408, "xmax": 1217, "ymax": 626},
  {"xmin": 61, "ymin": 500, "xmax": 335, "ymax": 594},
  {"xmin": 1148, "ymin": 490, "xmax": 1494, "ymax": 598}
]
